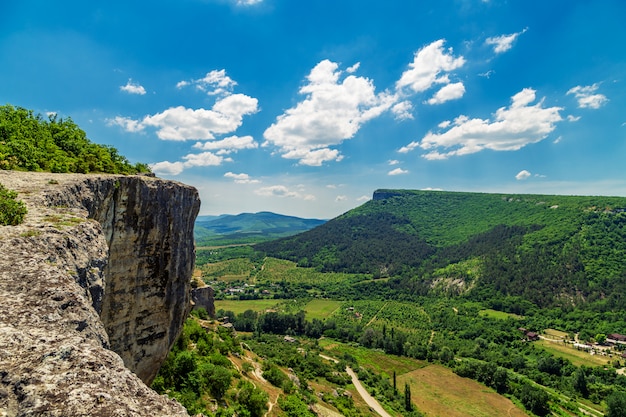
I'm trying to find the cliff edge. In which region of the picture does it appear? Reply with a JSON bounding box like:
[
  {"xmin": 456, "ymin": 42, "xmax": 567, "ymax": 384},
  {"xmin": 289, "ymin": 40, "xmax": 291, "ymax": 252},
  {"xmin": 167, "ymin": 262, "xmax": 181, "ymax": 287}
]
[{"xmin": 0, "ymin": 171, "xmax": 199, "ymax": 417}]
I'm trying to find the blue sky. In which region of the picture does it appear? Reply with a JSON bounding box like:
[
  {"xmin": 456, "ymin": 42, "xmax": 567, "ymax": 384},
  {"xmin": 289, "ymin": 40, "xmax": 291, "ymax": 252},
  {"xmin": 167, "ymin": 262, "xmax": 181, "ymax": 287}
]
[{"xmin": 2, "ymin": 1, "xmax": 625, "ymax": 218}]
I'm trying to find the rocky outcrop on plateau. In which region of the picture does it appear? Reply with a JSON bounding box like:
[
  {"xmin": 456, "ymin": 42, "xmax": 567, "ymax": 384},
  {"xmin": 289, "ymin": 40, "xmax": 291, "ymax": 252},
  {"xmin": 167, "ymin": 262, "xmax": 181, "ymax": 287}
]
[{"xmin": 0, "ymin": 171, "xmax": 199, "ymax": 417}]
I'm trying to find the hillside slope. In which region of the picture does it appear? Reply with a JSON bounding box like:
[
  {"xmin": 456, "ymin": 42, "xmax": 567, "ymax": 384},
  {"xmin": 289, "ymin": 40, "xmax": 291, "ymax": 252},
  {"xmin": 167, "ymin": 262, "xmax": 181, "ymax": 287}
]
[
  {"xmin": 257, "ymin": 189, "xmax": 626, "ymax": 309},
  {"xmin": 195, "ymin": 211, "xmax": 325, "ymax": 245}
]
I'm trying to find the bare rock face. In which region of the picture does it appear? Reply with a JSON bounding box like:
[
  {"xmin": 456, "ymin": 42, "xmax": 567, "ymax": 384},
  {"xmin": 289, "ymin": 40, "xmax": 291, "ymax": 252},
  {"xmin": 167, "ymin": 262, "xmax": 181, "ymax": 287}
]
[
  {"xmin": 191, "ymin": 286, "xmax": 215, "ymax": 318},
  {"xmin": 0, "ymin": 171, "xmax": 199, "ymax": 417}
]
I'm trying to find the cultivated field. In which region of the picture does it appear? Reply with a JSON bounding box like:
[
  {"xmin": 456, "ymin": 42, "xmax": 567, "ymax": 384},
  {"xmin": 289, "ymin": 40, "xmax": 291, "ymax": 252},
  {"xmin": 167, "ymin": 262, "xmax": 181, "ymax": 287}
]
[
  {"xmin": 535, "ymin": 339, "xmax": 613, "ymax": 367},
  {"xmin": 214, "ymin": 299, "xmax": 280, "ymax": 314},
  {"xmin": 304, "ymin": 299, "xmax": 342, "ymax": 321},
  {"xmin": 399, "ymin": 365, "xmax": 528, "ymax": 417},
  {"xmin": 321, "ymin": 340, "xmax": 527, "ymax": 417}
]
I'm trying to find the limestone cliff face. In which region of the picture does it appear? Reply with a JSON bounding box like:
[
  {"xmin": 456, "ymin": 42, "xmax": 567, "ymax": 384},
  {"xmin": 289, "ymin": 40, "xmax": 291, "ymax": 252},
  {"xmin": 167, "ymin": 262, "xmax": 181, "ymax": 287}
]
[{"xmin": 0, "ymin": 171, "xmax": 199, "ymax": 417}]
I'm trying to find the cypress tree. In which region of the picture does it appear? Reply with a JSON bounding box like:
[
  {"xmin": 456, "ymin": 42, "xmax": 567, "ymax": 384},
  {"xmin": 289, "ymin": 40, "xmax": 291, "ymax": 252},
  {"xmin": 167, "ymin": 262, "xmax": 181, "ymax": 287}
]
[{"xmin": 404, "ymin": 382, "xmax": 412, "ymax": 411}]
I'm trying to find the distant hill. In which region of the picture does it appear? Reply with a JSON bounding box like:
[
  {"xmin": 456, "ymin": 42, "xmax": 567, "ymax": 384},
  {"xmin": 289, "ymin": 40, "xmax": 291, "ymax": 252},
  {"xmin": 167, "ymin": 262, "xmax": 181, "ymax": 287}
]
[
  {"xmin": 257, "ymin": 189, "xmax": 626, "ymax": 310},
  {"xmin": 194, "ymin": 211, "xmax": 326, "ymax": 246}
]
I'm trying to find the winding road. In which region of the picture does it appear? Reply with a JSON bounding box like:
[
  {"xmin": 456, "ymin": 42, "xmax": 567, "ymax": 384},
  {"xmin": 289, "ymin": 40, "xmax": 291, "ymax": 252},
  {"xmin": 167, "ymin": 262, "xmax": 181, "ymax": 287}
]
[{"xmin": 320, "ymin": 354, "xmax": 393, "ymax": 417}]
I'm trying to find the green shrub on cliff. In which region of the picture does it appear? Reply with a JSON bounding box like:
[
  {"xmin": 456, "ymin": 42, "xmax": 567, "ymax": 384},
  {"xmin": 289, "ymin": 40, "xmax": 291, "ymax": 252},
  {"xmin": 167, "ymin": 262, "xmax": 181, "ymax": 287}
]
[
  {"xmin": 0, "ymin": 183, "xmax": 27, "ymax": 225},
  {"xmin": 0, "ymin": 104, "xmax": 150, "ymax": 174}
]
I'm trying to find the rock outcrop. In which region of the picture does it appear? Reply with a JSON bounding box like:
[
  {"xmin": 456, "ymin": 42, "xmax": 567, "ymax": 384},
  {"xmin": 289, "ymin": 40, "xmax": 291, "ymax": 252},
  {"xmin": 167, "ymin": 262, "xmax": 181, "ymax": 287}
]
[
  {"xmin": 0, "ymin": 171, "xmax": 199, "ymax": 417},
  {"xmin": 191, "ymin": 286, "xmax": 215, "ymax": 318}
]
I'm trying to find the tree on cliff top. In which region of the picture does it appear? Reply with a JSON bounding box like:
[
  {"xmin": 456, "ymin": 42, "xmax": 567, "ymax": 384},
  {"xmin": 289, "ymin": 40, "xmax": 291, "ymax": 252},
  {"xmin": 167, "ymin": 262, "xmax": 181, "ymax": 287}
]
[{"xmin": 0, "ymin": 104, "xmax": 150, "ymax": 174}]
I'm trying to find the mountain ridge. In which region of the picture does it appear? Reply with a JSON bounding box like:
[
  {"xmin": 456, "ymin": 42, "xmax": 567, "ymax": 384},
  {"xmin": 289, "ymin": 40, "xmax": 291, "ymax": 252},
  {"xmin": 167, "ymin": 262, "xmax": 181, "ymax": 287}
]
[
  {"xmin": 194, "ymin": 211, "xmax": 326, "ymax": 246},
  {"xmin": 257, "ymin": 188, "xmax": 626, "ymax": 310}
]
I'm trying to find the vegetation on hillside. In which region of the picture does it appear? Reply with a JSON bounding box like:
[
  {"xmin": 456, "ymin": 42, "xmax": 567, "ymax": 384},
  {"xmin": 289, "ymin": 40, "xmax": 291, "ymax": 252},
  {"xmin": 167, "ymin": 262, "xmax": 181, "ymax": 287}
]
[
  {"xmin": 0, "ymin": 104, "xmax": 150, "ymax": 174},
  {"xmin": 194, "ymin": 212, "xmax": 326, "ymax": 246},
  {"xmin": 257, "ymin": 190, "xmax": 626, "ymax": 309},
  {"xmin": 0, "ymin": 183, "xmax": 27, "ymax": 225}
]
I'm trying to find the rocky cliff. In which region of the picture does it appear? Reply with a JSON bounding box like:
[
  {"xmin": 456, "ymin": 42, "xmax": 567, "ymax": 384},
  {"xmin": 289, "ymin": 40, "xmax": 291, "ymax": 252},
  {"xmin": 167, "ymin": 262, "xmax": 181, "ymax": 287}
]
[{"xmin": 0, "ymin": 171, "xmax": 199, "ymax": 417}]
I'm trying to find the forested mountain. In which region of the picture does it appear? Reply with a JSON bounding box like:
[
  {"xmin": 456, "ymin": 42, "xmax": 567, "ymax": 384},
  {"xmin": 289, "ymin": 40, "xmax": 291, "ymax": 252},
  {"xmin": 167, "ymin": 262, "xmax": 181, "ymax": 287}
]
[
  {"xmin": 195, "ymin": 211, "xmax": 326, "ymax": 246},
  {"xmin": 257, "ymin": 189, "xmax": 626, "ymax": 310}
]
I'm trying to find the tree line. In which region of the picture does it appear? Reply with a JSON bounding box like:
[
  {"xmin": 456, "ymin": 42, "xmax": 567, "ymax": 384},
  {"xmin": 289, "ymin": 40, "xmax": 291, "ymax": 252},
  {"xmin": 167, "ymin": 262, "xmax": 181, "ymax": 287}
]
[{"xmin": 0, "ymin": 104, "xmax": 150, "ymax": 174}]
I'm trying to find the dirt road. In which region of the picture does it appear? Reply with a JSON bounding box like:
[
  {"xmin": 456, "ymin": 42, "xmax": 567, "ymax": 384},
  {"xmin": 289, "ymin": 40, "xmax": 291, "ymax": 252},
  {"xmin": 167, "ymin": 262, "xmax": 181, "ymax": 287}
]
[{"xmin": 345, "ymin": 367, "xmax": 393, "ymax": 417}]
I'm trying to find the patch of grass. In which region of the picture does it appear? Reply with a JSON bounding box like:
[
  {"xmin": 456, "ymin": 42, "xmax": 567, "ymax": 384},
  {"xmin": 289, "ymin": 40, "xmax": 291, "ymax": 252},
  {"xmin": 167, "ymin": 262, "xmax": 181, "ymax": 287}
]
[
  {"xmin": 322, "ymin": 340, "xmax": 426, "ymax": 376},
  {"xmin": 478, "ymin": 309, "xmax": 523, "ymax": 320},
  {"xmin": 43, "ymin": 214, "xmax": 84, "ymax": 228},
  {"xmin": 304, "ymin": 299, "xmax": 341, "ymax": 321},
  {"xmin": 214, "ymin": 299, "xmax": 280, "ymax": 315},
  {"xmin": 399, "ymin": 364, "xmax": 528, "ymax": 417},
  {"xmin": 535, "ymin": 340, "xmax": 613, "ymax": 367},
  {"xmin": 20, "ymin": 229, "xmax": 41, "ymax": 238}
]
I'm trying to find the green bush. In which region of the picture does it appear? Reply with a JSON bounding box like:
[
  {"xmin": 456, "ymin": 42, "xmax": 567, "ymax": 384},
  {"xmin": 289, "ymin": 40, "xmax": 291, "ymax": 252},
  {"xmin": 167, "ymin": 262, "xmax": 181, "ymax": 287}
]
[
  {"xmin": 0, "ymin": 183, "xmax": 27, "ymax": 225},
  {"xmin": 0, "ymin": 104, "xmax": 151, "ymax": 174}
]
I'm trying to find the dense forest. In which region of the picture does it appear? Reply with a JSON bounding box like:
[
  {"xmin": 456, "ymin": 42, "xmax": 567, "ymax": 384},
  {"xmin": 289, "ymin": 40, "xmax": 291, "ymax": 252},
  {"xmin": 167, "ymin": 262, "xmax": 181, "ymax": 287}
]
[
  {"xmin": 257, "ymin": 189, "xmax": 626, "ymax": 310},
  {"xmin": 0, "ymin": 104, "xmax": 150, "ymax": 174}
]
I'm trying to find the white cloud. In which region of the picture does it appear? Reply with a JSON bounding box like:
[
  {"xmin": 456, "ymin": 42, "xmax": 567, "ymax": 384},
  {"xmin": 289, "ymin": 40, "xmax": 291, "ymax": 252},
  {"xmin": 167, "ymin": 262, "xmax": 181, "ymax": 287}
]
[
  {"xmin": 396, "ymin": 39, "xmax": 465, "ymax": 94},
  {"xmin": 109, "ymin": 94, "xmax": 258, "ymax": 140},
  {"xmin": 182, "ymin": 151, "xmax": 226, "ymax": 167},
  {"xmin": 177, "ymin": 69, "xmax": 237, "ymax": 96},
  {"xmin": 398, "ymin": 141, "xmax": 420, "ymax": 154},
  {"xmin": 426, "ymin": 82, "xmax": 466, "ymax": 105},
  {"xmin": 515, "ymin": 170, "xmax": 532, "ymax": 180},
  {"xmin": 150, "ymin": 151, "xmax": 227, "ymax": 176},
  {"xmin": 224, "ymin": 172, "xmax": 260, "ymax": 184},
  {"xmin": 150, "ymin": 161, "xmax": 185, "ymax": 175},
  {"xmin": 388, "ymin": 159, "xmax": 400, "ymax": 165},
  {"xmin": 193, "ymin": 135, "xmax": 258, "ymax": 153},
  {"xmin": 388, "ymin": 168, "xmax": 409, "ymax": 176},
  {"xmin": 346, "ymin": 62, "xmax": 361, "ymax": 73},
  {"xmin": 391, "ymin": 100, "xmax": 414, "ymax": 120},
  {"xmin": 485, "ymin": 28, "xmax": 527, "ymax": 54},
  {"xmin": 357, "ymin": 195, "xmax": 371, "ymax": 202},
  {"xmin": 567, "ymin": 84, "xmax": 608, "ymax": 109},
  {"xmin": 411, "ymin": 88, "xmax": 563, "ymax": 160},
  {"xmin": 255, "ymin": 185, "xmax": 315, "ymax": 201},
  {"xmin": 263, "ymin": 59, "xmax": 394, "ymax": 166},
  {"xmin": 107, "ymin": 116, "xmax": 144, "ymax": 132},
  {"xmin": 335, "ymin": 195, "xmax": 348, "ymax": 202},
  {"xmin": 236, "ymin": 0, "xmax": 262, "ymax": 5},
  {"xmin": 120, "ymin": 79, "xmax": 146, "ymax": 95},
  {"xmin": 567, "ymin": 115, "xmax": 581, "ymax": 122}
]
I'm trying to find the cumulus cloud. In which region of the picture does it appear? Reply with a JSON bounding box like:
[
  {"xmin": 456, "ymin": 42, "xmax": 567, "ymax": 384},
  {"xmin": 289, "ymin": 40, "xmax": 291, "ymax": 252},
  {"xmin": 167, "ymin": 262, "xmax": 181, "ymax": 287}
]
[
  {"xmin": 485, "ymin": 28, "xmax": 527, "ymax": 54},
  {"xmin": 357, "ymin": 195, "xmax": 371, "ymax": 202},
  {"xmin": 515, "ymin": 170, "xmax": 532, "ymax": 180},
  {"xmin": 388, "ymin": 159, "xmax": 400, "ymax": 165},
  {"xmin": 109, "ymin": 93, "xmax": 258, "ymax": 140},
  {"xmin": 150, "ymin": 161, "xmax": 185, "ymax": 176},
  {"xmin": 150, "ymin": 151, "xmax": 228, "ymax": 176},
  {"xmin": 405, "ymin": 88, "xmax": 563, "ymax": 160},
  {"xmin": 193, "ymin": 135, "xmax": 258, "ymax": 154},
  {"xmin": 335, "ymin": 195, "xmax": 348, "ymax": 202},
  {"xmin": 567, "ymin": 84, "xmax": 608, "ymax": 109},
  {"xmin": 391, "ymin": 100, "xmax": 414, "ymax": 120},
  {"xmin": 177, "ymin": 69, "xmax": 237, "ymax": 96},
  {"xmin": 396, "ymin": 39, "xmax": 465, "ymax": 94},
  {"xmin": 224, "ymin": 172, "xmax": 260, "ymax": 184},
  {"xmin": 263, "ymin": 59, "xmax": 394, "ymax": 166},
  {"xmin": 120, "ymin": 79, "xmax": 146, "ymax": 95},
  {"xmin": 255, "ymin": 185, "xmax": 315, "ymax": 200},
  {"xmin": 426, "ymin": 82, "xmax": 466, "ymax": 105},
  {"xmin": 567, "ymin": 115, "xmax": 581, "ymax": 122},
  {"xmin": 388, "ymin": 168, "xmax": 409, "ymax": 176}
]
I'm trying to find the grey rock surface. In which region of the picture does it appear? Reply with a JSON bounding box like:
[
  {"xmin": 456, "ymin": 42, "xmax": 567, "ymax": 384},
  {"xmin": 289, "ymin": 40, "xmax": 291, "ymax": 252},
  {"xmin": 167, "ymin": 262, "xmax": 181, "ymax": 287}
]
[
  {"xmin": 0, "ymin": 171, "xmax": 199, "ymax": 417},
  {"xmin": 191, "ymin": 286, "xmax": 215, "ymax": 318}
]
